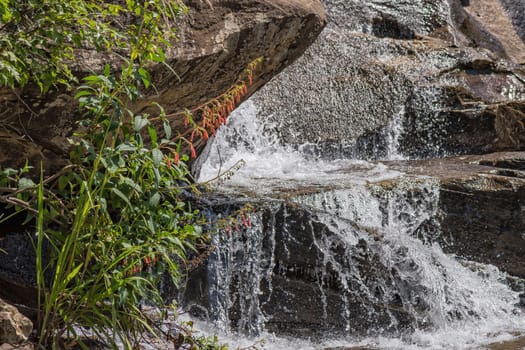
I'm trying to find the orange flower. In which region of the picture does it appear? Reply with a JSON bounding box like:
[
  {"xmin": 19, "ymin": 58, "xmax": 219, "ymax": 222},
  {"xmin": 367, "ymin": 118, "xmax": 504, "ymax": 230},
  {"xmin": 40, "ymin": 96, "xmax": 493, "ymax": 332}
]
[{"xmin": 190, "ymin": 145, "xmax": 197, "ymax": 159}]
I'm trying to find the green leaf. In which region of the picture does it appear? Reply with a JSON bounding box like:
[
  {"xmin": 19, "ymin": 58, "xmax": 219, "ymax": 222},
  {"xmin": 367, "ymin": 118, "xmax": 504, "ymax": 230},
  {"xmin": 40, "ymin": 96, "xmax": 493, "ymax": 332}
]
[
  {"xmin": 163, "ymin": 120, "xmax": 172, "ymax": 139},
  {"xmin": 18, "ymin": 177, "xmax": 35, "ymax": 189},
  {"xmin": 147, "ymin": 125, "xmax": 158, "ymax": 147},
  {"xmin": 64, "ymin": 263, "xmax": 84, "ymax": 285},
  {"xmin": 116, "ymin": 143, "xmax": 137, "ymax": 152},
  {"xmin": 151, "ymin": 148, "xmax": 163, "ymax": 166},
  {"xmin": 112, "ymin": 188, "xmax": 131, "ymax": 207},
  {"xmin": 134, "ymin": 115, "xmax": 149, "ymax": 132},
  {"xmin": 58, "ymin": 175, "xmax": 70, "ymax": 192},
  {"xmin": 138, "ymin": 67, "xmax": 150, "ymax": 88},
  {"xmin": 74, "ymin": 90, "xmax": 93, "ymax": 100},
  {"xmin": 120, "ymin": 176, "xmax": 142, "ymax": 193},
  {"xmin": 149, "ymin": 192, "xmax": 161, "ymax": 208}
]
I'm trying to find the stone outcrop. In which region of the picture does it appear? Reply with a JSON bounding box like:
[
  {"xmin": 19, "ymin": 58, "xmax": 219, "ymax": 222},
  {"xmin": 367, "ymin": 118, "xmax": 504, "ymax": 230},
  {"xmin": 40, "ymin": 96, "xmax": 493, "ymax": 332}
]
[
  {"xmin": 389, "ymin": 151, "xmax": 525, "ymax": 278},
  {"xmin": 0, "ymin": 0, "xmax": 326, "ymax": 317},
  {"xmin": 0, "ymin": 298, "xmax": 32, "ymax": 346},
  {"xmin": 250, "ymin": 0, "xmax": 525, "ymax": 160},
  {"xmin": 182, "ymin": 192, "xmax": 436, "ymax": 337},
  {"xmin": 0, "ymin": 0, "xmax": 326, "ymax": 173},
  {"xmin": 182, "ymin": 151, "xmax": 525, "ymax": 337}
]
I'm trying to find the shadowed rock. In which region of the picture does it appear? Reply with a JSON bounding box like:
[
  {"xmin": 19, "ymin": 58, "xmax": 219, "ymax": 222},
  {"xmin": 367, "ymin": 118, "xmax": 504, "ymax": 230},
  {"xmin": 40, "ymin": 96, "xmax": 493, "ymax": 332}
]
[
  {"xmin": 0, "ymin": 0, "xmax": 326, "ymax": 174},
  {"xmin": 390, "ymin": 152, "xmax": 525, "ymax": 278},
  {"xmin": 181, "ymin": 151, "xmax": 525, "ymax": 337}
]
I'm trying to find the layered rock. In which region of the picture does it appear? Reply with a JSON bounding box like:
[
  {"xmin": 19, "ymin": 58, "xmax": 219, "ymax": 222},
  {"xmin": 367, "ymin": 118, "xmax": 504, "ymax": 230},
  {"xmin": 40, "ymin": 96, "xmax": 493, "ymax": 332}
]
[
  {"xmin": 389, "ymin": 152, "xmax": 525, "ymax": 278},
  {"xmin": 250, "ymin": 0, "xmax": 525, "ymax": 160},
  {"xmin": 182, "ymin": 181, "xmax": 441, "ymax": 337},
  {"xmin": 182, "ymin": 152, "xmax": 525, "ymax": 337},
  {"xmin": 0, "ymin": 0, "xmax": 326, "ymax": 173}
]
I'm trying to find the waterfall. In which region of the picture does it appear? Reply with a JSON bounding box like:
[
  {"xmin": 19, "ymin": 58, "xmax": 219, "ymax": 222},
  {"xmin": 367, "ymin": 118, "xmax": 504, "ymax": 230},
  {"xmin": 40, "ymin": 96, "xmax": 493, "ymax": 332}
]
[
  {"xmin": 183, "ymin": 102, "xmax": 525, "ymax": 349},
  {"xmin": 197, "ymin": 101, "xmax": 403, "ymax": 189}
]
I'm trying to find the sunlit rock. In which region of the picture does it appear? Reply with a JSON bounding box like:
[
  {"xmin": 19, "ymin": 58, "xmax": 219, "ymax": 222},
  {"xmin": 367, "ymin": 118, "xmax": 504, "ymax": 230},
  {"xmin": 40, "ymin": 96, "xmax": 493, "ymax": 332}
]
[
  {"xmin": 251, "ymin": 0, "xmax": 525, "ymax": 160},
  {"xmin": 0, "ymin": 298, "xmax": 32, "ymax": 345}
]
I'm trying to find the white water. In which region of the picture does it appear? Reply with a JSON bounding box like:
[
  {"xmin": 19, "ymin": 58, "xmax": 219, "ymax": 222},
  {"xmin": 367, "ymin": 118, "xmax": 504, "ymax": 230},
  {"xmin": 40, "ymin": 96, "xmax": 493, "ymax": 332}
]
[
  {"xmin": 192, "ymin": 102, "xmax": 525, "ymax": 350},
  {"xmin": 196, "ymin": 101, "xmax": 403, "ymax": 192}
]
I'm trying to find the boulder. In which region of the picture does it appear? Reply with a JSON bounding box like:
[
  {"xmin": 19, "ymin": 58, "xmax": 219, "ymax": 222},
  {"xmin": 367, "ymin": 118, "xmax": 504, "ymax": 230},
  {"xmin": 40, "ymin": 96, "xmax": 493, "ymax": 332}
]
[
  {"xmin": 250, "ymin": 0, "xmax": 525, "ymax": 160},
  {"xmin": 0, "ymin": 0, "xmax": 326, "ymax": 173},
  {"xmin": 0, "ymin": 0, "xmax": 327, "ymax": 315},
  {"xmin": 181, "ymin": 151, "xmax": 525, "ymax": 336},
  {"xmin": 0, "ymin": 298, "xmax": 32, "ymax": 346},
  {"xmin": 182, "ymin": 195, "xmax": 436, "ymax": 337},
  {"xmin": 390, "ymin": 152, "xmax": 525, "ymax": 278}
]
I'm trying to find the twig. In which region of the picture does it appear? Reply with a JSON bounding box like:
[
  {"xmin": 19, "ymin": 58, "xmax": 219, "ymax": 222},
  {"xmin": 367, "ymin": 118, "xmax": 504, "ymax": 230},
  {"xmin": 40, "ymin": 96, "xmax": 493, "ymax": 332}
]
[
  {"xmin": 197, "ymin": 159, "xmax": 246, "ymax": 186},
  {"xmin": 2, "ymin": 196, "xmax": 39, "ymax": 215},
  {"xmin": 12, "ymin": 90, "xmax": 37, "ymax": 142},
  {"xmin": 216, "ymin": 144, "xmax": 223, "ymax": 180}
]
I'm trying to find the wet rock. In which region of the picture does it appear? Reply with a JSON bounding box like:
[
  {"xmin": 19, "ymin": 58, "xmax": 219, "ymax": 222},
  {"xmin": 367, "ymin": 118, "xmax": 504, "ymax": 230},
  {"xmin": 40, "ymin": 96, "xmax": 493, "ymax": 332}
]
[
  {"xmin": 250, "ymin": 0, "xmax": 525, "ymax": 160},
  {"xmin": 388, "ymin": 151, "xmax": 525, "ymax": 278},
  {"xmin": 518, "ymin": 293, "xmax": 525, "ymax": 308},
  {"xmin": 486, "ymin": 335, "xmax": 525, "ymax": 350},
  {"xmin": 0, "ymin": 232, "xmax": 41, "ymax": 310},
  {"xmin": 182, "ymin": 200, "xmax": 428, "ymax": 337},
  {"xmin": 0, "ymin": 0, "xmax": 326, "ymax": 173},
  {"xmin": 0, "ymin": 298, "xmax": 32, "ymax": 345},
  {"xmin": 182, "ymin": 176, "xmax": 481, "ymax": 337},
  {"xmin": 182, "ymin": 152, "xmax": 525, "ymax": 337},
  {"xmin": 438, "ymin": 160, "xmax": 525, "ymax": 278}
]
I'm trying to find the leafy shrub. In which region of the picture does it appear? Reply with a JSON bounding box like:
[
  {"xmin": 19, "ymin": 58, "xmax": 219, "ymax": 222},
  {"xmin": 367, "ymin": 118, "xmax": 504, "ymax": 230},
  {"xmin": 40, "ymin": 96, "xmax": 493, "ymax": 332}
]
[
  {"xmin": 0, "ymin": 0, "xmax": 184, "ymax": 91},
  {"xmin": 0, "ymin": 0, "xmax": 259, "ymax": 348}
]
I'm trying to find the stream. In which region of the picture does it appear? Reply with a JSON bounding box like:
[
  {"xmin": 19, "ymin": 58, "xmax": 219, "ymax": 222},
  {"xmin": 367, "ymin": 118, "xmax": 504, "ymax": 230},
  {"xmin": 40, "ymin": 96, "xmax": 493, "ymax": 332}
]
[{"xmin": 175, "ymin": 102, "xmax": 525, "ymax": 350}]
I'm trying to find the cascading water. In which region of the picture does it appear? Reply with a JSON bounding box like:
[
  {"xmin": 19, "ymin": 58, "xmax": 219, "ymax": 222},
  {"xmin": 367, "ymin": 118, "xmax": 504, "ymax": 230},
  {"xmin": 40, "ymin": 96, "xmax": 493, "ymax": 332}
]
[
  {"xmin": 183, "ymin": 102, "xmax": 525, "ymax": 349},
  {"xmin": 197, "ymin": 101, "xmax": 403, "ymax": 188}
]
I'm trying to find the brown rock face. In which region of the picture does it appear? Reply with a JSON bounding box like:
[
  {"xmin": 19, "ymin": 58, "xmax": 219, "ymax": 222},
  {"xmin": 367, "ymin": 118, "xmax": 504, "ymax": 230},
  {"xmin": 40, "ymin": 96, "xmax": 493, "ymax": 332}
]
[
  {"xmin": 0, "ymin": 298, "xmax": 32, "ymax": 345},
  {"xmin": 455, "ymin": 0, "xmax": 525, "ymax": 64},
  {"xmin": 0, "ymin": 0, "xmax": 326, "ymax": 173}
]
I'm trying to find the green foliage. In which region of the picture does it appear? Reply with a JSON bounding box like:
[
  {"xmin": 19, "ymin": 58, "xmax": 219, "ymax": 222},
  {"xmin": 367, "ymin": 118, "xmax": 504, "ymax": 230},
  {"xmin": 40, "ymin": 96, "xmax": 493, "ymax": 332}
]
[
  {"xmin": 0, "ymin": 60, "xmax": 211, "ymax": 348},
  {"xmin": 30, "ymin": 66, "xmax": 207, "ymax": 348},
  {"xmin": 0, "ymin": 1, "xmax": 235, "ymax": 349},
  {"xmin": 0, "ymin": 0, "xmax": 184, "ymax": 91},
  {"xmin": 0, "ymin": 0, "xmax": 264, "ymax": 348}
]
